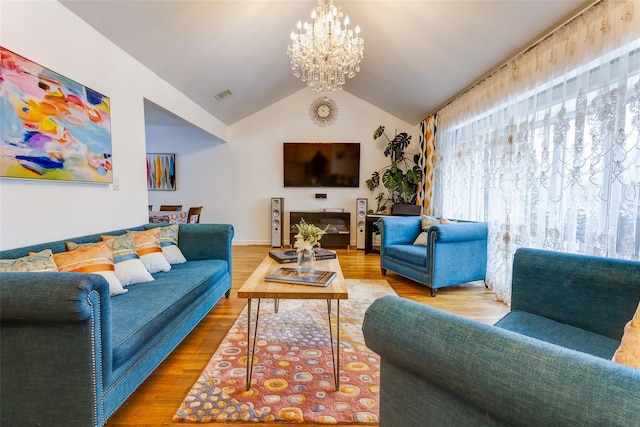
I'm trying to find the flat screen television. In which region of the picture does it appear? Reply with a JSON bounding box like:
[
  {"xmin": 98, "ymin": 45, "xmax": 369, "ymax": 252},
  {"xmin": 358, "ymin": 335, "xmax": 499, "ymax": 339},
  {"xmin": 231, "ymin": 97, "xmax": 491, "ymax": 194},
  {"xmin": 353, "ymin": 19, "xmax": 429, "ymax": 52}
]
[{"xmin": 283, "ymin": 142, "xmax": 360, "ymax": 188}]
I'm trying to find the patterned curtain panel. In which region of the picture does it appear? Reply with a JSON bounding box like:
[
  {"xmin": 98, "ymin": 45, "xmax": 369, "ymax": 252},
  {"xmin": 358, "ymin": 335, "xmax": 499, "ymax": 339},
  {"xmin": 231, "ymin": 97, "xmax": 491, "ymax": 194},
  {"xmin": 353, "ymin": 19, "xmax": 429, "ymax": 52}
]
[
  {"xmin": 434, "ymin": 0, "xmax": 640, "ymax": 303},
  {"xmin": 418, "ymin": 114, "xmax": 437, "ymax": 214}
]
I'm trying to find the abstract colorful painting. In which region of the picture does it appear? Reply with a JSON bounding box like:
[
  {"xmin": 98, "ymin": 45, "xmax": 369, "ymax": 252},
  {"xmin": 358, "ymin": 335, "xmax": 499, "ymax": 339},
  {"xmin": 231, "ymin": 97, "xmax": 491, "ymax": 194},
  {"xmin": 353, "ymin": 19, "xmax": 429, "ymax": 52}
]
[
  {"xmin": 0, "ymin": 47, "xmax": 112, "ymax": 183},
  {"xmin": 147, "ymin": 153, "xmax": 176, "ymax": 191}
]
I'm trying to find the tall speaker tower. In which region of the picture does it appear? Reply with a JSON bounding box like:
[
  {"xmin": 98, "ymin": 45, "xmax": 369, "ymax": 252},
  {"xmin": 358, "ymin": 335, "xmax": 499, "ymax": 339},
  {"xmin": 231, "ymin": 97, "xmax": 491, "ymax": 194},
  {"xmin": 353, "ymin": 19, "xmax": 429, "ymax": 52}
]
[
  {"xmin": 270, "ymin": 197, "xmax": 284, "ymax": 247},
  {"xmin": 356, "ymin": 198, "xmax": 368, "ymax": 250}
]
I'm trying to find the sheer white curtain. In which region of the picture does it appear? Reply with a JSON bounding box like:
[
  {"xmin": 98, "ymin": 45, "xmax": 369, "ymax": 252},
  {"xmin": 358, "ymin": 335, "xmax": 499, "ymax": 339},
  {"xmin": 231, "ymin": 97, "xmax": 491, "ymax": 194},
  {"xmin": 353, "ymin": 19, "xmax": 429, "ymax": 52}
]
[{"xmin": 434, "ymin": 0, "xmax": 640, "ymax": 303}]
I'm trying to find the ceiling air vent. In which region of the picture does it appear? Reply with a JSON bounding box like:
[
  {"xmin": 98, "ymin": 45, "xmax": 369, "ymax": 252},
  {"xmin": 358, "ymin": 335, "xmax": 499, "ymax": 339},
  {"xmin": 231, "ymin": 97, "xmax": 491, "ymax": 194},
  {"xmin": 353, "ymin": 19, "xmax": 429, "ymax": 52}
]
[{"xmin": 215, "ymin": 89, "xmax": 232, "ymax": 101}]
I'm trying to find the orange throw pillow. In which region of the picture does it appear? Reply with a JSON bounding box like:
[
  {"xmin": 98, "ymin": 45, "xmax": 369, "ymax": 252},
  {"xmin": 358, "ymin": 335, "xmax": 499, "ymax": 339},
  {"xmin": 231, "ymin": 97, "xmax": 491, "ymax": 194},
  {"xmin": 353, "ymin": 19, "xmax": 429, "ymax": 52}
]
[
  {"xmin": 53, "ymin": 240, "xmax": 127, "ymax": 296},
  {"xmin": 612, "ymin": 302, "xmax": 640, "ymax": 369}
]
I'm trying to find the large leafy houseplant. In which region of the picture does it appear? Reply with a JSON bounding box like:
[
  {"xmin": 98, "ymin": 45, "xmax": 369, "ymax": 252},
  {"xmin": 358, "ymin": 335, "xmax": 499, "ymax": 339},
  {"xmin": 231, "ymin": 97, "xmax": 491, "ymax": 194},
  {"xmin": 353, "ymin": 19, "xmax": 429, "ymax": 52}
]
[{"xmin": 366, "ymin": 125, "xmax": 423, "ymax": 213}]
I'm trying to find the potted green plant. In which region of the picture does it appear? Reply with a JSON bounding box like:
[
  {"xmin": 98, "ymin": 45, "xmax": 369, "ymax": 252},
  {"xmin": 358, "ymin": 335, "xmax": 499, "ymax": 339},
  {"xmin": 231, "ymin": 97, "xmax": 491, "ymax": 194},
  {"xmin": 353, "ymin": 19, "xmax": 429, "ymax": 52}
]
[{"xmin": 365, "ymin": 125, "xmax": 423, "ymax": 214}]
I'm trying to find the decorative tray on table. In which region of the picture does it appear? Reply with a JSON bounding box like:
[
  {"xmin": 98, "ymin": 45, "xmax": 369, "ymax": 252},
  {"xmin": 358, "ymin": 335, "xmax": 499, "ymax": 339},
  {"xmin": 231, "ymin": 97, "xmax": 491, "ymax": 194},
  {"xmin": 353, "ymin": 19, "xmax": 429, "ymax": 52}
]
[{"xmin": 268, "ymin": 248, "xmax": 336, "ymax": 264}]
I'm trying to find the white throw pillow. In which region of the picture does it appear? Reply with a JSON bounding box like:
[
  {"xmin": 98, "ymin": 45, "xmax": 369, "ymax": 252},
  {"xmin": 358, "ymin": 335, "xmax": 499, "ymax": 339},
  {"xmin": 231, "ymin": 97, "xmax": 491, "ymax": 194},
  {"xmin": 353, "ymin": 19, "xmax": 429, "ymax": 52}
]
[
  {"xmin": 413, "ymin": 232, "xmax": 428, "ymax": 246},
  {"xmin": 96, "ymin": 233, "xmax": 154, "ymax": 286},
  {"xmin": 162, "ymin": 245, "xmax": 187, "ymax": 264},
  {"xmin": 140, "ymin": 252, "xmax": 171, "ymax": 273},
  {"xmin": 115, "ymin": 257, "xmax": 155, "ymax": 285},
  {"xmin": 158, "ymin": 224, "xmax": 187, "ymax": 264},
  {"xmin": 127, "ymin": 229, "xmax": 171, "ymax": 274}
]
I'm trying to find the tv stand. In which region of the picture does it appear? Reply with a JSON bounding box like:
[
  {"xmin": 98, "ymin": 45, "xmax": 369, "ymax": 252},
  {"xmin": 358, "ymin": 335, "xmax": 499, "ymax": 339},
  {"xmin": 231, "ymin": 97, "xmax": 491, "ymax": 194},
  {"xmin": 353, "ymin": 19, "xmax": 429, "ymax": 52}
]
[{"xmin": 289, "ymin": 211, "xmax": 350, "ymax": 249}]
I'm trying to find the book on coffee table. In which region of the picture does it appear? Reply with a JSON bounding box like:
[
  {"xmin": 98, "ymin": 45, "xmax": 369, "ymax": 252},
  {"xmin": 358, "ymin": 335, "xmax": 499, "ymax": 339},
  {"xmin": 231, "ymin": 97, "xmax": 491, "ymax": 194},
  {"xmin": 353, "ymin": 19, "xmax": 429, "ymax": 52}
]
[
  {"xmin": 268, "ymin": 248, "xmax": 336, "ymax": 264},
  {"xmin": 264, "ymin": 267, "xmax": 337, "ymax": 287}
]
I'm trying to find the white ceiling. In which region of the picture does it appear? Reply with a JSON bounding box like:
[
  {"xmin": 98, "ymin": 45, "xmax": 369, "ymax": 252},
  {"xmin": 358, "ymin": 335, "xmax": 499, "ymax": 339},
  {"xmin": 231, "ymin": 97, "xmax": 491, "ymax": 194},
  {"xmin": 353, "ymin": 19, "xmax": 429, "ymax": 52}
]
[{"xmin": 60, "ymin": 0, "xmax": 590, "ymax": 127}]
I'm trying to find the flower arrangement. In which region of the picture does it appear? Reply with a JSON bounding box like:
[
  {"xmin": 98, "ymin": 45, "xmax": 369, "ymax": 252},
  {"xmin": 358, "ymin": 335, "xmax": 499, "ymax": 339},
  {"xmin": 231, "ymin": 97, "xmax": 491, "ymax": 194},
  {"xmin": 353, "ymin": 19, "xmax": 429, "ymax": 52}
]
[{"xmin": 293, "ymin": 218, "xmax": 329, "ymax": 253}]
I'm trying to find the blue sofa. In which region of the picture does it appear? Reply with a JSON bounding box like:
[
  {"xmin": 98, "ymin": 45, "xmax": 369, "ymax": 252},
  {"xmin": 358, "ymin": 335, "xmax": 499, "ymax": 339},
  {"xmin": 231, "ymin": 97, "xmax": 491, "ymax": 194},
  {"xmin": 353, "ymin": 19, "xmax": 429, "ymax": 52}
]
[
  {"xmin": 378, "ymin": 216, "xmax": 488, "ymax": 296},
  {"xmin": 0, "ymin": 223, "xmax": 233, "ymax": 427},
  {"xmin": 363, "ymin": 248, "xmax": 640, "ymax": 426}
]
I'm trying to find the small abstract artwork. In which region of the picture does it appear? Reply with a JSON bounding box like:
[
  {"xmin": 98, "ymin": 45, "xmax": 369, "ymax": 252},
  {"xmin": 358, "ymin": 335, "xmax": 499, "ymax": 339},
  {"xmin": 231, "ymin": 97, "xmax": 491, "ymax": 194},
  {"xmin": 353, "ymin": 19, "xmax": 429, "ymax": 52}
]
[
  {"xmin": 0, "ymin": 47, "xmax": 112, "ymax": 183},
  {"xmin": 147, "ymin": 153, "xmax": 176, "ymax": 191}
]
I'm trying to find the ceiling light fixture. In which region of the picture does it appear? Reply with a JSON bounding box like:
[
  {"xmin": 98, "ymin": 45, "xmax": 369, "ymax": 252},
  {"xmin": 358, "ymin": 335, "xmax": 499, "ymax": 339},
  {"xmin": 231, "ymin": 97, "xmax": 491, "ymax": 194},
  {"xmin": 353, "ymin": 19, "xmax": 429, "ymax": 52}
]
[{"xmin": 287, "ymin": 0, "xmax": 364, "ymax": 94}]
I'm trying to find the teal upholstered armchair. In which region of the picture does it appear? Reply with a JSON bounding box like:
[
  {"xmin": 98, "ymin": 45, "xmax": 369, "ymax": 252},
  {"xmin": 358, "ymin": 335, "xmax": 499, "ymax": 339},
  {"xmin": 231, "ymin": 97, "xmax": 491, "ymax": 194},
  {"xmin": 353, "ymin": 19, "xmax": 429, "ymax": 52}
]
[
  {"xmin": 377, "ymin": 216, "xmax": 488, "ymax": 296},
  {"xmin": 363, "ymin": 248, "xmax": 640, "ymax": 426}
]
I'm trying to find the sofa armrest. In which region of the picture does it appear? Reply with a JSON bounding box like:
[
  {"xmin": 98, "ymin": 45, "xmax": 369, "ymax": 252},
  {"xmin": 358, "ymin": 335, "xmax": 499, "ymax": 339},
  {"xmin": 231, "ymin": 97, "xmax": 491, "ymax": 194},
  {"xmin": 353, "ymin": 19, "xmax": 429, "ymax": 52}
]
[
  {"xmin": 0, "ymin": 272, "xmax": 110, "ymax": 322},
  {"xmin": 1, "ymin": 272, "xmax": 111, "ymax": 426},
  {"xmin": 379, "ymin": 216, "xmax": 422, "ymax": 247},
  {"xmin": 428, "ymin": 222, "xmax": 488, "ymax": 288},
  {"xmin": 363, "ymin": 295, "xmax": 640, "ymax": 426},
  {"xmin": 512, "ymin": 248, "xmax": 640, "ymax": 341}
]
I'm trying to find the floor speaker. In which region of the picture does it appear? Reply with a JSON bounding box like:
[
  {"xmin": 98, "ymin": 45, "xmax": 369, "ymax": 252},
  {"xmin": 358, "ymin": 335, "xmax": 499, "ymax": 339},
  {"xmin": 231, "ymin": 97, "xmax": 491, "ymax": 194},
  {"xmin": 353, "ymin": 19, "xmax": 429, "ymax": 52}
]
[
  {"xmin": 270, "ymin": 198, "xmax": 284, "ymax": 248},
  {"xmin": 356, "ymin": 198, "xmax": 368, "ymax": 250}
]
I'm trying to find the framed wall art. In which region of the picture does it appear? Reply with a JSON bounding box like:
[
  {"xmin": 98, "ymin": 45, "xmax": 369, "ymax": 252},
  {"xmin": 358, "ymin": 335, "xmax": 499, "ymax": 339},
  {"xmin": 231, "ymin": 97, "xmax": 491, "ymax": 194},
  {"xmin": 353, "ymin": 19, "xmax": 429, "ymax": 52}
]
[
  {"xmin": 146, "ymin": 153, "xmax": 176, "ymax": 191},
  {"xmin": 0, "ymin": 47, "xmax": 112, "ymax": 183}
]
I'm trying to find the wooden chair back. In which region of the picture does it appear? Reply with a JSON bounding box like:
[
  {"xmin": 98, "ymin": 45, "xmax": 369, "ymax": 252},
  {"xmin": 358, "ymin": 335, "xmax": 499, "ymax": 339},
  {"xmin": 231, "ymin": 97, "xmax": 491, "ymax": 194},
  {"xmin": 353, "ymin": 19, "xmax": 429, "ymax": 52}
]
[
  {"xmin": 159, "ymin": 205, "xmax": 182, "ymax": 211},
  {"xmin": 187, "ymin": 206, "xmax": 203, "ymax": 223}
]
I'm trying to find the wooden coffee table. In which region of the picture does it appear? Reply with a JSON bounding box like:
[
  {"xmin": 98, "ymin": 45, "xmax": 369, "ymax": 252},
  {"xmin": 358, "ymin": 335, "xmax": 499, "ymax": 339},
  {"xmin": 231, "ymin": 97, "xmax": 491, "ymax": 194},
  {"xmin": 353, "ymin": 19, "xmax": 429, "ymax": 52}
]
[{"xmin": 237, "ymin": 253, "xmax": 348, "ymax": 391}]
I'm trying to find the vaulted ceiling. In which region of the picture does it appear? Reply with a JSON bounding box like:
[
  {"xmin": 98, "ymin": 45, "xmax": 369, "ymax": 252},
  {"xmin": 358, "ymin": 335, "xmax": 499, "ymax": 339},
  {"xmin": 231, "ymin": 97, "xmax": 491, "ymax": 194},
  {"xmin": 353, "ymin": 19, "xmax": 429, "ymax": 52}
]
[{"xmin": 60, "ymin": 0, "xmax": 590, "ymax": 127}]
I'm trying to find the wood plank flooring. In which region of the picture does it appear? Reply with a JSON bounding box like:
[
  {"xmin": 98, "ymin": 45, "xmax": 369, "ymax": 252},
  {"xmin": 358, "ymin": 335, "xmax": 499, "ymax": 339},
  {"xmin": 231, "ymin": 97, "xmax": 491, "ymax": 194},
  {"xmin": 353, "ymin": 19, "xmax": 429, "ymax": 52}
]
[{"xmin": 105, "ymin": 245, "xmax": 509, "ymax": 427}]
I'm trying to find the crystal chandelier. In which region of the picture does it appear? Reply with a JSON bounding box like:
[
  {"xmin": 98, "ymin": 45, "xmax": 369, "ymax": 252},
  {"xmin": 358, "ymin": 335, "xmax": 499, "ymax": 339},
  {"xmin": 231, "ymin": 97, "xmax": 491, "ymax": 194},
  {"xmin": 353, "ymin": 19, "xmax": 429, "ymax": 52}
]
[{"xmin": 287, "ymin": 0, "xmax": 364, "ymax": 94}]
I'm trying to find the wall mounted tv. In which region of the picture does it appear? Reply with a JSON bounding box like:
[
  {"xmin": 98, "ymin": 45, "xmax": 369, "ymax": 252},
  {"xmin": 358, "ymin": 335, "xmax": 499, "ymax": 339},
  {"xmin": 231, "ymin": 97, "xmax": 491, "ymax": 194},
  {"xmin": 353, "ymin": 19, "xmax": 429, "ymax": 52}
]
[{"xmin": 283, "ymin": 142, "xmax": 360, "ymax": 188}]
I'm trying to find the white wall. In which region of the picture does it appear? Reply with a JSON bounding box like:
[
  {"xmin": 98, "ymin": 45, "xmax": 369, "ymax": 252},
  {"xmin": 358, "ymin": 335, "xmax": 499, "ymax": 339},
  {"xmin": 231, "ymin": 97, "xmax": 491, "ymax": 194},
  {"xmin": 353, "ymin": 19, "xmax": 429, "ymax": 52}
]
[
  {"xmin": 1, "ymin": 0, "xmax": 420, "ymax": 250},
  {"xmin": 0, "ymin": 0, "xmax": 227, "ymax": 250},
  {"xmin": 147, "ymin": 89, "xmax": 419, "ymax": 246}
]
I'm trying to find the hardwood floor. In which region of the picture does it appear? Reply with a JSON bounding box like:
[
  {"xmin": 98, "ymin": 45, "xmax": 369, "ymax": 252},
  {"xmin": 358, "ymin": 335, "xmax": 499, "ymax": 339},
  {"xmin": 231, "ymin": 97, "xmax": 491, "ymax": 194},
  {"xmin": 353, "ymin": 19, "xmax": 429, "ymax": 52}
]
[{"xmin": 105, "ymin": 245, "xmax": 509, "ymax": 427}]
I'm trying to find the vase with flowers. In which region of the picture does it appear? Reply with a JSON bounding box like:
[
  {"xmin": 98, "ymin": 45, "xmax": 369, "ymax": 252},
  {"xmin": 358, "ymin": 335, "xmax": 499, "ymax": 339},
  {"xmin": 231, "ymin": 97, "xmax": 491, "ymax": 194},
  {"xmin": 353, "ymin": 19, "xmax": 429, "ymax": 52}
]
[{"xmin": 293, "ymin": 218, "xmax": 329, "ymax": 271}]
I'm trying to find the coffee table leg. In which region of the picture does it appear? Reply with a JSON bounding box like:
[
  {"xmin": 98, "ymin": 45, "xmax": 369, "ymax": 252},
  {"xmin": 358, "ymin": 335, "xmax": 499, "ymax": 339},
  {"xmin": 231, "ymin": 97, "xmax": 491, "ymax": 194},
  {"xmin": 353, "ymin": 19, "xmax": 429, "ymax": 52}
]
[
  {"xmin": 337, "ymin": 299, "xmax": 340, "ymax": 391},
  {"xmin": 245, "ymin": 298, "xmax": 262, "ymax": 391},
  {"xmin": 326, "ymin": 299, "xmax": 341, "ymax": 391}
]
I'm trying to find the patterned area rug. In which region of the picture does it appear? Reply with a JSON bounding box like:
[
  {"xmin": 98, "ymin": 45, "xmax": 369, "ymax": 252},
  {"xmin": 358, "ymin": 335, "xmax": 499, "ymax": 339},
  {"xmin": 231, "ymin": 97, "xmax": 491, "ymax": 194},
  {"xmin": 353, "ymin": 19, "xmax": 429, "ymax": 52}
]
[{"xmin": 173, "ymin": 279, "xmax": 395, "ymax": 424}]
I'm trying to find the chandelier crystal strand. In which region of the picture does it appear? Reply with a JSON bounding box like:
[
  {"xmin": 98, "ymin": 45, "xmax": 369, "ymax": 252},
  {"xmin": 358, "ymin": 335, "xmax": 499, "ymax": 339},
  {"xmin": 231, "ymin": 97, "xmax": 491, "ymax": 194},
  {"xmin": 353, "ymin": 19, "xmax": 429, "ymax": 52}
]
[{"xmin": 287, "ymin": 0, "xmax": 364, "ymax": 93}]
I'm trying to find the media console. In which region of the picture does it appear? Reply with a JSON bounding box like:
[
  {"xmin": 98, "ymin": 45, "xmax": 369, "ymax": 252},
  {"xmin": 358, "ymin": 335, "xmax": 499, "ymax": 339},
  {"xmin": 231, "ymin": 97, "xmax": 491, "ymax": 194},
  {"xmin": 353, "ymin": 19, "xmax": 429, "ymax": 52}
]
[{"xmin": 289, "ymin": 211, "xmax": 350, "ymax": 249}]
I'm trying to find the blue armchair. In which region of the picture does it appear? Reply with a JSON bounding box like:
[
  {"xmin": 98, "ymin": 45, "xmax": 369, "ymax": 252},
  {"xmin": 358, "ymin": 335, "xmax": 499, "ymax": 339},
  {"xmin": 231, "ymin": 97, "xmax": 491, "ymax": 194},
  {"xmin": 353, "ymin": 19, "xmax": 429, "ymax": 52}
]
[
  {"xmin": 377, "ymin": 216, "xmax": 488, "ymax": 296},
  {"xmin": 363, "ymin": 248, "xmax": 640, "ymax": 426}
]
